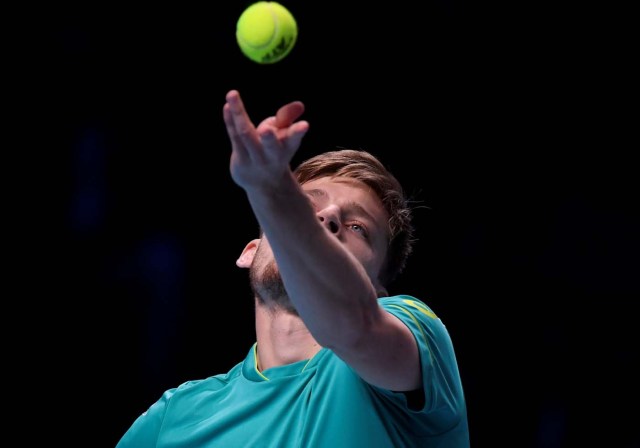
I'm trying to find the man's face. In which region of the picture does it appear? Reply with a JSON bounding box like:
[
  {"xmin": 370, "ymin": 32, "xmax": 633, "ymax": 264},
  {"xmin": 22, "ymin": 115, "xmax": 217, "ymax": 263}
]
[{"xmin": 247, "ymin": 176, "xmax": 390, "ymax": 312}]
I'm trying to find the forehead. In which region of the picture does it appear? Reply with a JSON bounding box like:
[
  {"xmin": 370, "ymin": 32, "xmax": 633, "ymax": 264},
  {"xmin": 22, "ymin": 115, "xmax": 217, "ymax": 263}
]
[{"xmin": 301, "ymin": 177, "xmax": 388, "ymax": 221}]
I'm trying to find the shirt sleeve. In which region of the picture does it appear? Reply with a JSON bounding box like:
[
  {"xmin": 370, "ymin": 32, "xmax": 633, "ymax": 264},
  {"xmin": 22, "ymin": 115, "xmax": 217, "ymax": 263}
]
[
  {"xmin": 116, "ymin": 386, "xmax": 178, "ymax": 448},
  {"xmin": 380, "ymin": 295, "xmax": 467, "ymax": 434}
]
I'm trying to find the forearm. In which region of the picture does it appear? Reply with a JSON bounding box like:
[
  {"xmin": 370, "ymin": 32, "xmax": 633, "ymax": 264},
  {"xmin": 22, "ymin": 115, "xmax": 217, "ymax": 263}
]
[{"xmin": 245, "ymin": 172, "xmax": 380, "ymax": 347}]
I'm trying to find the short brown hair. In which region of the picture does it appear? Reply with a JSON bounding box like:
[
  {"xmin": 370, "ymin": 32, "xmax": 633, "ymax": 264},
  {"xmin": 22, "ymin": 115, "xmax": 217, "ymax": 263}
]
[{"xmin": 294, "ymin": 149, "xmax": 416, "ymax": 287}]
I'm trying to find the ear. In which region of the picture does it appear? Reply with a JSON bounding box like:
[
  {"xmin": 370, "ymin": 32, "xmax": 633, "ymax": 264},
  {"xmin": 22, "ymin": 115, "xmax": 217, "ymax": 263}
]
[{"xmin": 236, "ymin": 239, "xmax": 260, "ymax": 268}]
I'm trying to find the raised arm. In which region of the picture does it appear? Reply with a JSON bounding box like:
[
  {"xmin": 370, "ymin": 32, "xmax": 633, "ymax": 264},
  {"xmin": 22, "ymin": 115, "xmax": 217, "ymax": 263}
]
[{"xmin": 223, "ymin": 90, "xmax": 421, "ymax": 392}]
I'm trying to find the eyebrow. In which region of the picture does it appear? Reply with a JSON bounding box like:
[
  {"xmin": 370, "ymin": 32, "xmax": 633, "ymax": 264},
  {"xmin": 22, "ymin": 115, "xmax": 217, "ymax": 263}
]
[
  {"xmin": 306, "ymin": 189, "xmax": 326, "ymax": 199},
  {"xmin": 305, "ymin": 188, "xmax": 378, "ymax": 227}
]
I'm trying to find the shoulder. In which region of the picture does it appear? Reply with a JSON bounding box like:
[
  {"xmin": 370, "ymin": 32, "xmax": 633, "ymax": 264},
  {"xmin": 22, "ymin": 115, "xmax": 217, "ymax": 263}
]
[
  {"xmin": 154, "ymin": 362, "xmax": 244, "ymax": 407},
  {"xmin": 379, "ymin": 295, "xmax": 453, "ymax": 346},
  {"xmin": 379, "ymin": 295, "xmax": 439, "ymax": 323}
]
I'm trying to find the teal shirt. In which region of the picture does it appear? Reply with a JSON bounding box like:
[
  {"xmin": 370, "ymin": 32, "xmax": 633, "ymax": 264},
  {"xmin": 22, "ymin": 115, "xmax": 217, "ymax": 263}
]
[{"xmin": 117, "ymin": 295, "xmax": 469, "ymax": 447}]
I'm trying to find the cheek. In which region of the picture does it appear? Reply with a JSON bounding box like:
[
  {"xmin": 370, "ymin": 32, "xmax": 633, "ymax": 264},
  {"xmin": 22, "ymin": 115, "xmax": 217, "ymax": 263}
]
[
  {"xmin": 367, "ymin": 240, "xmax": 389, "ymax": 276},
  {"xmin": 251, "ymin": 246, "xmax": 270, "ymax": 272},
  {"xmin": 348, "ymin": 239, "xmax": 381, "ymax": 272}
]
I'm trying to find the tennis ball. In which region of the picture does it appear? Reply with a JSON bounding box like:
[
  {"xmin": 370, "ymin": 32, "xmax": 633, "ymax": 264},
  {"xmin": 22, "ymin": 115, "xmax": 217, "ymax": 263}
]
[{"xmin": 236, "ymin": 2, "xmax": 298, "ymax": 64}]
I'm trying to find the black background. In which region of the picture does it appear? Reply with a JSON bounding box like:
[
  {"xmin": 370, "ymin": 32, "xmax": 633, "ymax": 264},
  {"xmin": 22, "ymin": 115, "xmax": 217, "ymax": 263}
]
[{"xmin": 41, "ymin": 1, "xmax": 638, "ymax": 446}]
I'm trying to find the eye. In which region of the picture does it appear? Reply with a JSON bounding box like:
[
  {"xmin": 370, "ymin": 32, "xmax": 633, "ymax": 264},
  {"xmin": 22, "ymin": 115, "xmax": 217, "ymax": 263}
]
[{"xmin": 348, "ymin": 221, "xmax": 369, "ymax": 238}]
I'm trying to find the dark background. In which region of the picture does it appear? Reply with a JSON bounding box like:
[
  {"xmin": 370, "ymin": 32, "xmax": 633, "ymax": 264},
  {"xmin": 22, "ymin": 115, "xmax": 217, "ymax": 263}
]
[{"xmin": 42, "ymin": 0, "xmax": 638, "ymax": 446}]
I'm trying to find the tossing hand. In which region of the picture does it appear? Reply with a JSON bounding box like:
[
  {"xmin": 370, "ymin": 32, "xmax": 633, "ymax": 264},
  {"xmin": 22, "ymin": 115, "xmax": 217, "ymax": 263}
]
[{"xmin": 223, "ymin": 89, "xmax": 310, "ymax": 192}]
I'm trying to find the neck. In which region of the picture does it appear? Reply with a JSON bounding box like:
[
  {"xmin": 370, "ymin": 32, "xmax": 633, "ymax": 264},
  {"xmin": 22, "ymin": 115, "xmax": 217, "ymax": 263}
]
[{"xmin": 255, "ymin": 301, "xmax": 321, "ymax": 371}]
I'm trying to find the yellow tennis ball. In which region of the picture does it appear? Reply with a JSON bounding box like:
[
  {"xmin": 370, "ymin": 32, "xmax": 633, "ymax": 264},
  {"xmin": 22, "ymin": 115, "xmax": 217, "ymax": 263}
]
[{"xmin": 236, "ymin": 2, "xmax": 298, "ymax": 64}]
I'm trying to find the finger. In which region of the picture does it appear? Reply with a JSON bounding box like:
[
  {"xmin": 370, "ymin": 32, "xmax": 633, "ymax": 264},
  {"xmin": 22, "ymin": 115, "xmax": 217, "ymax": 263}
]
[
  {"xmin": 258, "ymin": 127, "xmax": 300, "ymax": 168},
  {"xmin": 259, "ymin": 120, "xmax": 310, "ymax": 162},
  {"xmin": 226, "ymin": 90, "xmax": 261, "ymax": 151},
  {"xmin": 223, "ymin": 102, "xmax": 238, "ymax": 140},
  {"xmin": 225, "ymin": 90, "xmax": 251, "ymax": 127},
  {"xmin": 257, "ymin": 118, "xmax": 309, "ymax": 160},
  {"xmin": 259, "ymin": 116, "xmax": 277, "ymax": 129},
  {"xmin": 284, "ymin": 121, "xmax": 310, "ymax": 152},
  {"xmin": 275, "ymin": 101, "xmax": 305, "ymax": 128},
  {"xmin": 257, "ymin": 127, "xmax": 280, "ymax": 154},
  {"xmin": 223, "ymin": 102, "xmax": 250, "ymax": 163},
  {"xmin": 227, "ymin": 90, "xmax": 257, "ymax": 142}
]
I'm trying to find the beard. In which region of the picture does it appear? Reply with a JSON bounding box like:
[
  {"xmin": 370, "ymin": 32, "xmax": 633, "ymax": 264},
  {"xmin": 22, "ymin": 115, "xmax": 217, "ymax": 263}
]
[{"xmin": 248, "ymin": 253, "xmax": 298, "ymax": 315}]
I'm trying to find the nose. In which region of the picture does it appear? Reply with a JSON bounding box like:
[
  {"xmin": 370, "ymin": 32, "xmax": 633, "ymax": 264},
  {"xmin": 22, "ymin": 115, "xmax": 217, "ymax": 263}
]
[{"xmin": 318, "ymin": 205, "xmax": 340, "ymax": 234}]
